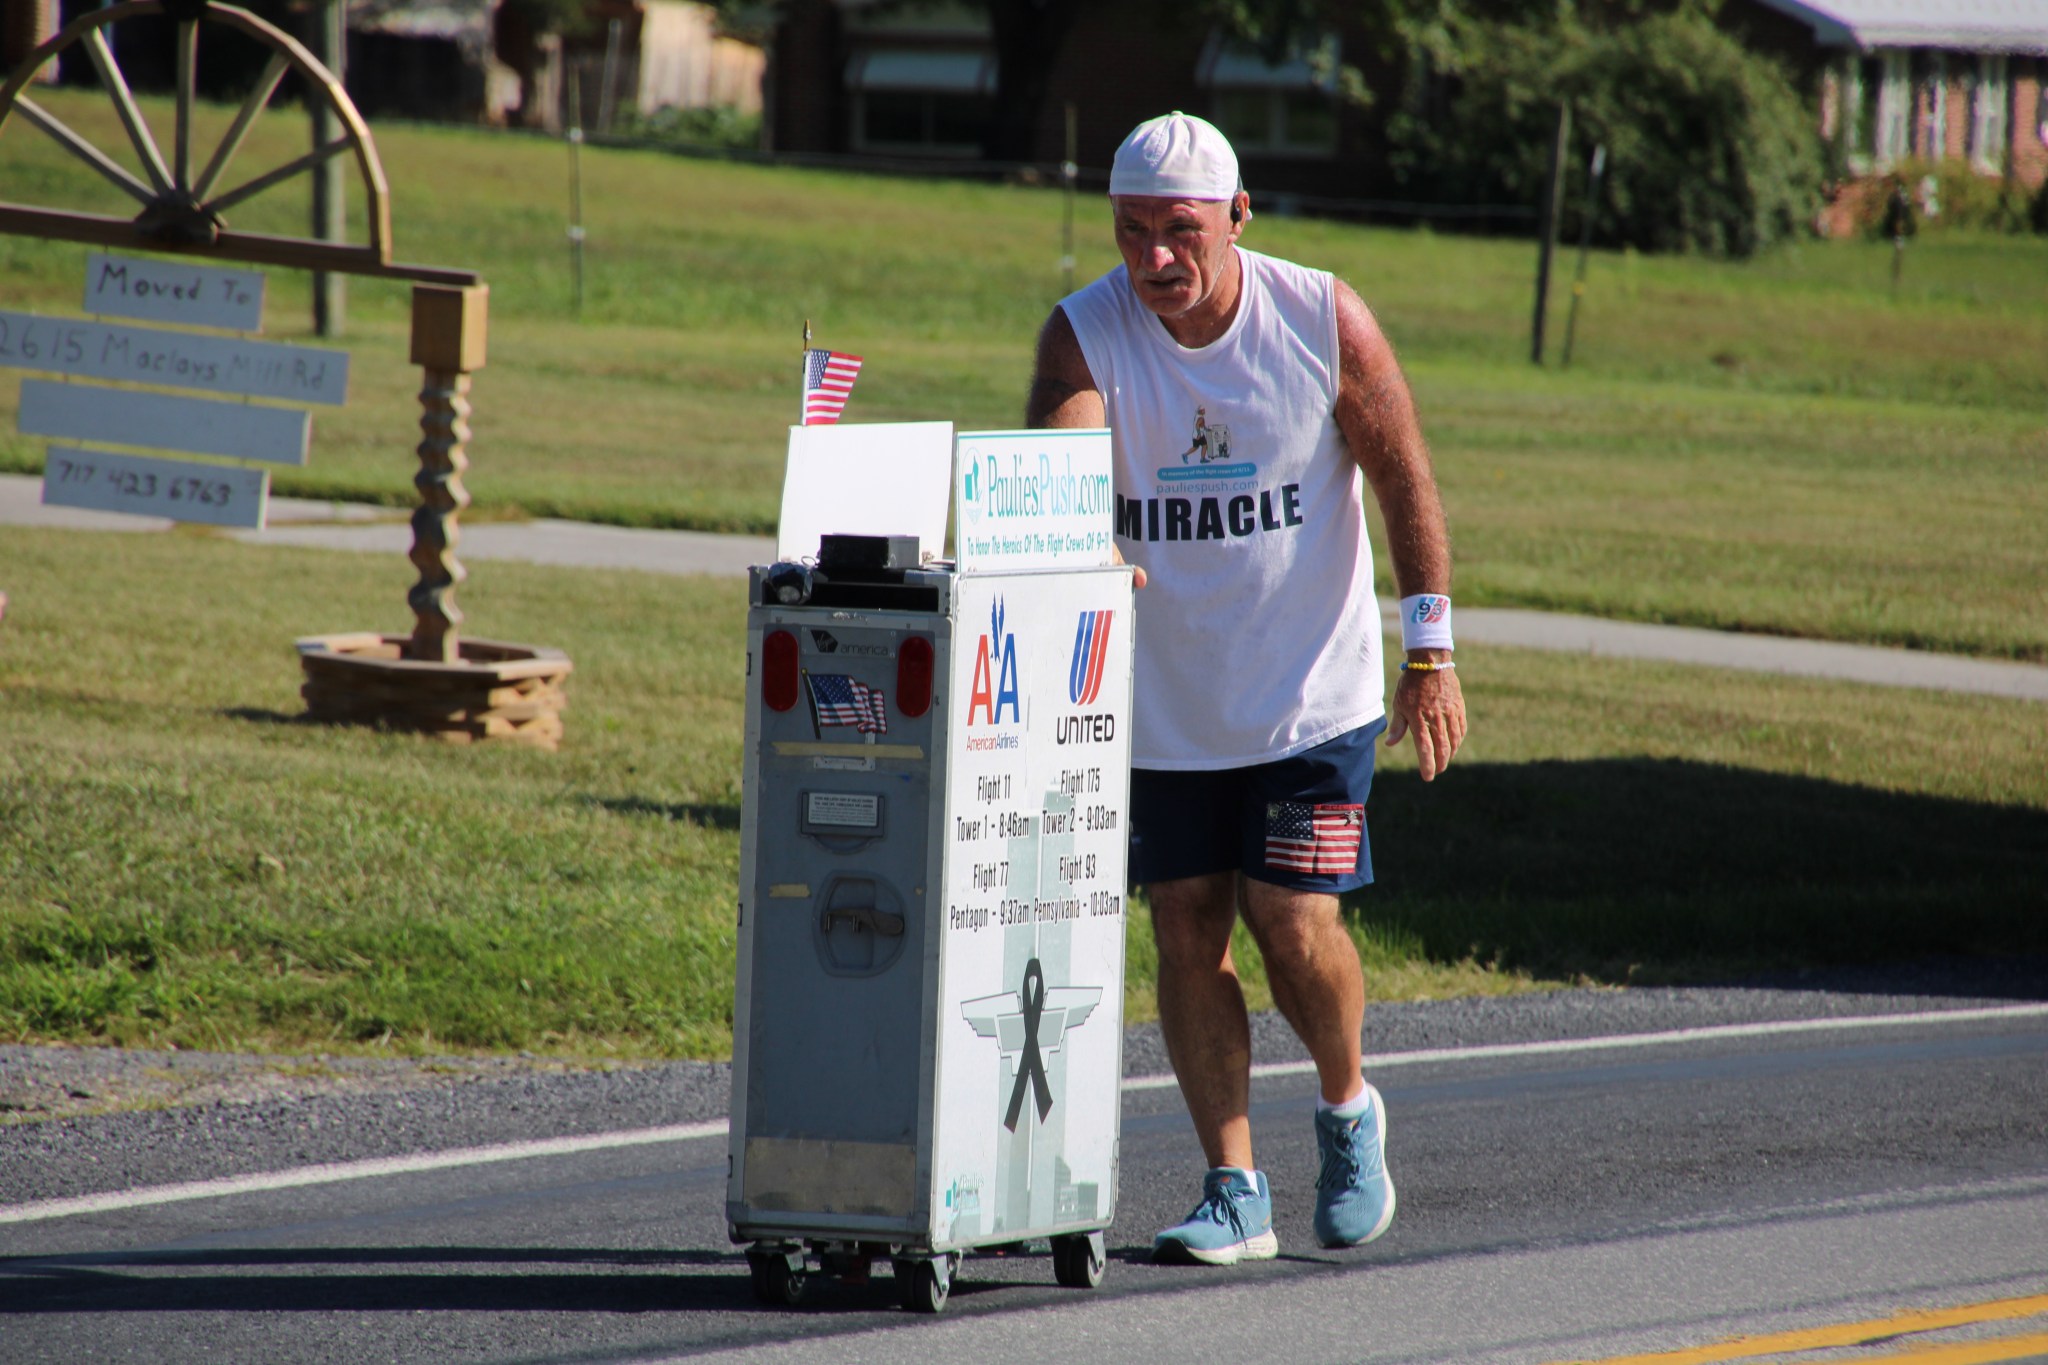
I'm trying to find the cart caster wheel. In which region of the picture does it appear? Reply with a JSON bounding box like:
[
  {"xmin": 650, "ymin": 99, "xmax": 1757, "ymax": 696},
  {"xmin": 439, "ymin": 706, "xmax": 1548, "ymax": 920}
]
[
  {"xmin": 1052, "ymin": 1231, "xmax": 1106, "ymax": 1289},
  {"xmin": 901, "ymin": 1256, "xmax": 951, "ymax": 1313},
  {"xmin": 747, "ymin": 1248, "xmax": 805, "ymax": 1307}
]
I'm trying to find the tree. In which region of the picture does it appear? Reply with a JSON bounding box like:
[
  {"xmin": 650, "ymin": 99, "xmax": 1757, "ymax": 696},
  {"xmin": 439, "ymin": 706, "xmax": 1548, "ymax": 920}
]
[{"xmin": 1389, "ymin": 1, "xmax": 1825, "ymax": 256}]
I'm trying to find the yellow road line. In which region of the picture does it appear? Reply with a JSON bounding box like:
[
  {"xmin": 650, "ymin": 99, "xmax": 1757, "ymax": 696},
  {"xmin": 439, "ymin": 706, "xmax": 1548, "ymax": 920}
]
[
  {"xmin": 1552, "ymin": 1293, "xmax": 2048, "ymax": 1364},
  {"xmin": 1849, "ymin": 1329, "xmax": 2048, "ymax": 1364}
]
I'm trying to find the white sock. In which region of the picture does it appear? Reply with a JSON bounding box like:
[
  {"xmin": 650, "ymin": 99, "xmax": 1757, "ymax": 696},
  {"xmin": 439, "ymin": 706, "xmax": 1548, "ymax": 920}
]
[{"xmin": 1318, "ymin": 1083, "xmax": 1371, "ymax": 1121}]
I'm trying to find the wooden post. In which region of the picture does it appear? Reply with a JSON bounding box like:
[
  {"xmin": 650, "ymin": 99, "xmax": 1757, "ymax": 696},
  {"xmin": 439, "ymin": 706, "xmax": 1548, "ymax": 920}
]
[
  {"xmin": 311, "ymin": 0, "xmax": 347, "ymax": 337},
  {"xmin": 407, "ymin": 283, "xmax": 487, "ymax": 663}
]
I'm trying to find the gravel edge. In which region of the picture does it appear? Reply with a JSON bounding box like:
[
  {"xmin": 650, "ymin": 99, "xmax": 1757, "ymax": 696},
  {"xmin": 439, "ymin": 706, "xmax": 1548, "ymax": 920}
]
[{"xmin": 4, "ymin": 958, "xmax": 2042, "ymax": 1208}]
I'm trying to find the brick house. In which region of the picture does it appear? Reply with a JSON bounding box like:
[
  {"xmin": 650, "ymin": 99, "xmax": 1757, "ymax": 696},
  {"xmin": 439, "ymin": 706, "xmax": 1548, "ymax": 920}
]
[
  {"xmin": 1728, "ymin": 0, "xmax": 2047, "ymax": 231},
  {"xmin": 770, "ymin": 0, "xmax": 2048, "ymax": 230}
]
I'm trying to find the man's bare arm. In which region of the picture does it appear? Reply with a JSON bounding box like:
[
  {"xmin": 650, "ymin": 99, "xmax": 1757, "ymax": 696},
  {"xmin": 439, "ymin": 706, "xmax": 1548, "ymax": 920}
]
[
  {"xmin": 1027, "ymin": 308, "xmax": 1107, "ymax": 429},
  {"xmin": 1332, "ymin": 281, "xmax": 1466, "ymax": 780},
  {"xmin": 1028, "ymin": 308, "xmax": 1143, "ymax": 586}
]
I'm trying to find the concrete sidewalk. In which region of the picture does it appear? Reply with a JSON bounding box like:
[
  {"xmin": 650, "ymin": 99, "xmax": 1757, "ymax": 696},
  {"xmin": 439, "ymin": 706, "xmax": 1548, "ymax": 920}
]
[{"xmin": 5, "ymin": 474, "xmax": 2045, "ymax": 702}]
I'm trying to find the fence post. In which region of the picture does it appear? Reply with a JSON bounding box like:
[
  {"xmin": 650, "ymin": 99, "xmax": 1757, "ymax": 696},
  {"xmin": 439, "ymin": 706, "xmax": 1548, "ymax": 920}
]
[
  {"xmin": 1531, "ymin": 102, "xmax": 1570, "ymax": 365},
  {"xmin": 1061, "ymin": 102, "xmax": 1077, "ymax": 295},
  {"xmin": 1562, "ymin": 143, "xmax": 1606, "ymax": 368}
]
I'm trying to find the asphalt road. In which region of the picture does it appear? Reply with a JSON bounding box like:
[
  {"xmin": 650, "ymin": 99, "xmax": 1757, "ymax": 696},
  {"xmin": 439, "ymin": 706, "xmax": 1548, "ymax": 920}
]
[{"xmin": 4, "ymin": 978, "xmax": 2045, "ymax": 1364}]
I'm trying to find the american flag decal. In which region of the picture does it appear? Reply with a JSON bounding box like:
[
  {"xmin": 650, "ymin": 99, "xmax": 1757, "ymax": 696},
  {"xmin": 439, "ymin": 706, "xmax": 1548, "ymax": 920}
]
[
  {"xmin": 1069, "ymin": 610, "xmax": 1112, "ymax": 705},
  {"xmin": 1264, "ymin": 802, "xmax": 1363, "ymax": 875},
  {"xmin": 806, "ymin": 672, "xmax": 888, "ymax": 735},
  {"xmin": 802, "ymin": 348, "xmax": 862, "ymax": 426}
]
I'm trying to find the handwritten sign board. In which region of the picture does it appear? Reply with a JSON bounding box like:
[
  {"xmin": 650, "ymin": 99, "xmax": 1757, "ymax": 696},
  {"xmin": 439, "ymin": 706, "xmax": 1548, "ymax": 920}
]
[
  {"xmin": 83, "ymin": 252, "xmax": 266, "ymax": 333},
  {"xmin": 953, "ymin": 428, "xmax": 1115, "ymax": 572},
  {"xmin": 20, "ymin": 379, "xmax": 310, "ymax": 466},
  {"xmin": 0, "ymin": 309, "xmax": 348, "ymax": 405},
  {"xmin": 42, "ymin": 447, "xmax": 269, "ymax": 529},
  {"xmin": 2, "ymin": 259, "xmax": 348, "ymax": 531}
]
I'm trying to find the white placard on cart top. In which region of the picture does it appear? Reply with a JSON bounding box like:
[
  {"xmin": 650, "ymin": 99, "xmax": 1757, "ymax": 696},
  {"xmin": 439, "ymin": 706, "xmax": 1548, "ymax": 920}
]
[
  {"xmin": 954, "ymin": 428, "xmax": 1114, "ymax": 572},
  {"xmin": 776, "ymin": 420, "xmax": 954, "ymax": 564},
  {"xmin": 83, "ymin": 252, "xmax": 266, "ymax": 332}
]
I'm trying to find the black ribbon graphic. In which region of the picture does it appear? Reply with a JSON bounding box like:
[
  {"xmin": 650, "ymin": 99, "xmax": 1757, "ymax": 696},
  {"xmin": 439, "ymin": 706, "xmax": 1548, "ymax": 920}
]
[{"xmin": 1003, "ymin": 958, "xmax": 1053, "ymax": 1131}]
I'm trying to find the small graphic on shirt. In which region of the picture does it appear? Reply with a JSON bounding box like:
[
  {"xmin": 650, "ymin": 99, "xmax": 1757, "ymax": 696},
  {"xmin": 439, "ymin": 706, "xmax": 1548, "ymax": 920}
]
[{"xmin": 1158, "ymin": 405, "xmax": 1256, "ymax": 483}]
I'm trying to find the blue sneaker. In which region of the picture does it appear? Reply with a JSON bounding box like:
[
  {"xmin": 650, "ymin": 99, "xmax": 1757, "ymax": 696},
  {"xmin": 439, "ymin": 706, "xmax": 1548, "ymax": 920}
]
[
  {"xmin": 1153, "ymin": 1167, "xmax": 1279, "ymax": 1265},
  {"xmin": 1313, "ymin": 1083, "xmax": 1396, "ymax": 1248}
]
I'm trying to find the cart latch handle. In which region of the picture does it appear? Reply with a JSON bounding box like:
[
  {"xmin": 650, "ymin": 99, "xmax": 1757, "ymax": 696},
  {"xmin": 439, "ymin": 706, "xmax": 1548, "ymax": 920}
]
[{"xmin": 821, "ymin": 906, "xmax": 905, "ymax": 937}]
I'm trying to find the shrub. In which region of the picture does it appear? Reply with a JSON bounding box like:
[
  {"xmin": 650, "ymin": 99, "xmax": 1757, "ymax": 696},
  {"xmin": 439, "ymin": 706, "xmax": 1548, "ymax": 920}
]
[
  {"xmin": 1391, "ymin": 3, "xmax": 1827, "ymax": 258},
  {"xmin": 611, "ymin": 104, "xmax": 763, "ymax": 152},
  {"xmin": 1832, "ymin": 160, "xmax": 2042, "ymax": 237}
]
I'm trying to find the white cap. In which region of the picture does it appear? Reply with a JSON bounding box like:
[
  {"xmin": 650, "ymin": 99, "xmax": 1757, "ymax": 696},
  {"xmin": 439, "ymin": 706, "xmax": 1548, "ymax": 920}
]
[{"xmin": 1109, "ymin": 111, "xmax": 1241, "ymax": 201}]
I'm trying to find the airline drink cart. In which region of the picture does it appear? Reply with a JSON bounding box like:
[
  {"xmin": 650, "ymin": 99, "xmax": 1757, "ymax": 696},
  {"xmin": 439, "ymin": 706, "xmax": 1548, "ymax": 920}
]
[{"xmin": 725, "ymin": 426, "xmax": 1132, "ymax": 1313}]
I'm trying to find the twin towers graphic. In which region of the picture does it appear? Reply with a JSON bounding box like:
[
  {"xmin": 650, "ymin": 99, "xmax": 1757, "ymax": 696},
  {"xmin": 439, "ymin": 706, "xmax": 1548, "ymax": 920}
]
[{"xmin": 958, "ymin": 600, "xmax": 1115, "ymax": 1129}]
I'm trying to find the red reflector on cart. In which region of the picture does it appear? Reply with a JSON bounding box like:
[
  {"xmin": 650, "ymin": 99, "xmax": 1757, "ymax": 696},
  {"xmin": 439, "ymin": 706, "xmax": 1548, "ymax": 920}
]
[
  {"xmin": 763, "ymin": 630, "xmax": 800, "ymax": 712},
  {"xmin": 897, "ymin": 636, "xmax": 934, "ymax": 718}
]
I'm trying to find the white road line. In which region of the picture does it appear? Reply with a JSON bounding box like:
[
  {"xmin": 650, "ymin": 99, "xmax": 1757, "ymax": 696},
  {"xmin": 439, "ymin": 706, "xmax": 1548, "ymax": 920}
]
[
  {"xmin": 1118, "ymin": 1001, "xmax": 2048, "ymax": 1093},
  {"xmin": 0, "ymin": 1120, "xmax": 728, "ymax": 1228},
  {"xmin": 5, "ymin": 1004, "xmax": 2044, "ymax": 1227}
]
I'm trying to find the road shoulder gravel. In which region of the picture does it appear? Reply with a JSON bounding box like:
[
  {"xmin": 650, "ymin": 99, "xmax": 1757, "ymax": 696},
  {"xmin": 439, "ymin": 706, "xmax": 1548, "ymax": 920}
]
[{"xmin": 4, "ymin": 957, "xmax": 2041, "ymax": 1209}]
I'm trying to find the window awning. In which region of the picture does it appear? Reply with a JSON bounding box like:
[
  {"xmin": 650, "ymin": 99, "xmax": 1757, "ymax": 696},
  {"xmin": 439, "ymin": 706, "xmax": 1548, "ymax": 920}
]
[
  {"xmin": 1749, "ymin": 0, "xmax": 2048, "ymax": 55},
  {"xmin": 846, "ymin": 49, "xmax": 997, "ymax": 95}
]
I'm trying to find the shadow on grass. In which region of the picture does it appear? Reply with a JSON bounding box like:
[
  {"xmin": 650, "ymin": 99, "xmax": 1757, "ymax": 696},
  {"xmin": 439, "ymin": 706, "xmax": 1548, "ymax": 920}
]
[
  {"xmin": 1355, "ymin": 758, "xmax": 2048, "ymax": 987},
  {"xmin": 219, "ymin": 706, "xmax": 311, "ymax": 726},
  {"xmin": 588, "ymin": 796, "xmax": 742, "ymax": 830}
]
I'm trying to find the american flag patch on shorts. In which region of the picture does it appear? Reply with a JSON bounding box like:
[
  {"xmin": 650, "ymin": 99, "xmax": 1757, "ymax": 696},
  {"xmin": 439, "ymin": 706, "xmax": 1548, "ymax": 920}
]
[{"xmin": 1263, "ymin": 801, "xmax": 1364, "ymax": 875}]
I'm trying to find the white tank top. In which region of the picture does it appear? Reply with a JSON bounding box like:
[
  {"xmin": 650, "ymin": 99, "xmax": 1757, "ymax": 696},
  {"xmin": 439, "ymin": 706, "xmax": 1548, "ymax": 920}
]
[{"xmin": 1060, "ymin": 247, "xmax": 1383, "ymax": 769}]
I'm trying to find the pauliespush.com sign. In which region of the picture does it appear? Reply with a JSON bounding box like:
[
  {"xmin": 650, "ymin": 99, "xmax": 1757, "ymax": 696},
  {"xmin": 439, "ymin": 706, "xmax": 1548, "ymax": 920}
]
[{"xmin": 955, "ymin": 429, "xmax": 1115, "ymax": 571}]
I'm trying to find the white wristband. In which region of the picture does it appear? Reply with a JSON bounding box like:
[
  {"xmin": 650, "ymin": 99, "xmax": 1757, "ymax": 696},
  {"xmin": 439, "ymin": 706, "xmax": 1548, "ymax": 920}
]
[{"xmin": 1399, "ymin": 594, "xmax": 1454, "ymax": 652}]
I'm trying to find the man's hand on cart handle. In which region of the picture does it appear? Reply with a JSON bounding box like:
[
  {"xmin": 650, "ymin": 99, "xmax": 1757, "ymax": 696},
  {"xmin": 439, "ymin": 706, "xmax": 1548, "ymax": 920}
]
[
  {"xmin": 1111, "ymin": 544, "xmax": 1148, "ymax": 589},
  {"xmin": 1385, "ymin": 650, "xmax": 1465, "ymax": 782}
]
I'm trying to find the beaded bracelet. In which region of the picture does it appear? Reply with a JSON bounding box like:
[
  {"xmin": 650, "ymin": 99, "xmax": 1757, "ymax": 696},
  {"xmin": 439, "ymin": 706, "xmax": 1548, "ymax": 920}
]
[{"xmin": 1398, "ymin": 660, "xmax": 1456, "ymax": 673}]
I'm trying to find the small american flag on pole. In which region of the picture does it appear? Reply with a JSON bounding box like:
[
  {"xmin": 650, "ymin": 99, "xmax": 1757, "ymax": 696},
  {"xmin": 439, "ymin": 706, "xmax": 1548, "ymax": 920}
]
[
  {"xmin": 1264, "ymin": 802, "xmax": 1363, "ymax": 875},
  {"xmin": 807, "ymin": 672, "xmax": 888, "ymax": 735},
  {"xmin": 802, "ymin": 348, "xmax": 863, "ymax": 425}
]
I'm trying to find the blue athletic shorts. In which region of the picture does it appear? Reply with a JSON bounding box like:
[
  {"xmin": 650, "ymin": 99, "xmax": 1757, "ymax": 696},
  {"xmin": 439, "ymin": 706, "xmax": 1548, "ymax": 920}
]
[{"xmin": 1127, "ymin": 718, "xmax": 1387, "ymax": 893}]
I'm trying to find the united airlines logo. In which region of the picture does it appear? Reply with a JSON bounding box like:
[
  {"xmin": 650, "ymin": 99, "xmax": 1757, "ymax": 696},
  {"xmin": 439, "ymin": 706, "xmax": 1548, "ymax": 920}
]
[
  {"xmin": 967, "ymin": 596, "xmax": 1021, "ymax": 726},
  {"xmin": 1058, "ymin": 609, "xmax": 1116, "ymax": 746},
  {"xmin": 1069, "ymin": 611, "xmax": 1112, "ymax": 705},
  {"xmin": 1410, "ymin": 595, "xmax": 1450, "ymax": 625}
]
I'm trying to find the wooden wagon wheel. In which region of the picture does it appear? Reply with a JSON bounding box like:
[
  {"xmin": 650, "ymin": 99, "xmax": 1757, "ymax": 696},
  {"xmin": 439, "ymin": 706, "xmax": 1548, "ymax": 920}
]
[{"xmin": 0, "ymin": 0, "xmax": 392, "ymax": 271}]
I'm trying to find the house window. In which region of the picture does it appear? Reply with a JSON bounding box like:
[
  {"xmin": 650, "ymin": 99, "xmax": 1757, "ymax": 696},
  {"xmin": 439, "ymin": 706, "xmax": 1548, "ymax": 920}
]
[
  {"xmin": 845, "ymin": 48, "xmax": 994, "ymax": 154},
  {"xmin": 1197, "ymin": 32, "xmax": 1339, "ymax": 157},
  {"xmin": 1969, "ymin": 53, "xmax": 2009, "ymax": 172},
  {"xmin": 1844, "ymin": 50, "xmax": 1909, "ymax": 171},
  {"xmin": 1918, "ymin": 52, "xmax": 1946, "ymax": 160}
]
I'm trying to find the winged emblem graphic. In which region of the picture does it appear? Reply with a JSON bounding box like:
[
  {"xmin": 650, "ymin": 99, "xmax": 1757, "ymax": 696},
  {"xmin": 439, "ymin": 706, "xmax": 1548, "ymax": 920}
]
[{"xmin": 961, "ymin": 958, "xmax": 1103, "ymax": 1130}]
